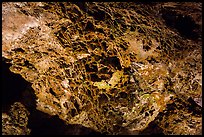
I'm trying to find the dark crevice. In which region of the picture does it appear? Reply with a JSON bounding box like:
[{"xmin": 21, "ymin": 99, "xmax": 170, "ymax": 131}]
[
  {"xmin": 28, "ymin": 109, "xmax": 101, "ymax": 135},
  {"xmin": 2, "ymin": 60, "xmax": 30, "ymax": 113},
  {"xmin": 139, "ymin": 121, "xmax": 164, "ymax": 135},
  {"xmin": 161, "ymin": 9, "xmax": 200, "ymax": 40}
]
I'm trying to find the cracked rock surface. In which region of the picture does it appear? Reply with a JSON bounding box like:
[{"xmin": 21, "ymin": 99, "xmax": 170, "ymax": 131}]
[{"xmin": 2, "ymin": 2, "xmax": 202, "ymax": 135}]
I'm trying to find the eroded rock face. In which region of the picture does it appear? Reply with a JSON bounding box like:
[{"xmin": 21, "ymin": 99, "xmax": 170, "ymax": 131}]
[{"xmin": 2, "ymin": 2, "xmax": 202, "ymax": 135}]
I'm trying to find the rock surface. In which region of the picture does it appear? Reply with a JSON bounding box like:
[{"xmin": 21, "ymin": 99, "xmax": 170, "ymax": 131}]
[
  {"xmin": 2, "ymin": 2, "xmax": 202, "ymax": 135},
  {"xmin": 2, "ymin": 102, "xmax": 31, "ymax": 135}
]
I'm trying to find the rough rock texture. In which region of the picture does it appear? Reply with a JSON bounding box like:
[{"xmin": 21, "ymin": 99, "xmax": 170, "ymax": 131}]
[
  {"xmin": 2, "ymin": 102, "xmax": 31, "ymax": 135},
  {"xmin": 2, "ymin": 2, "xmax": 202, "ymax": 135}
]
